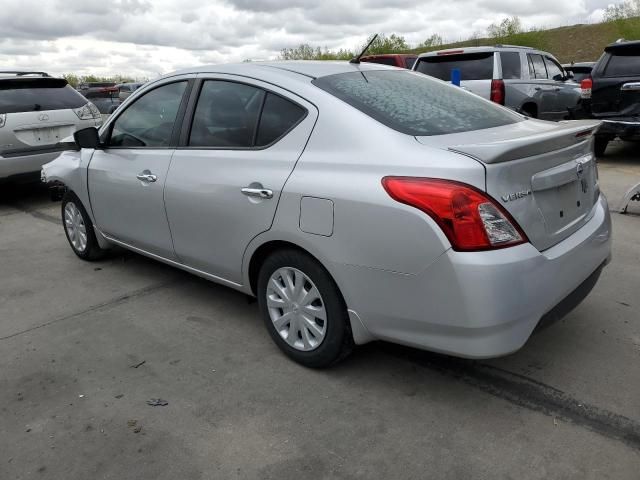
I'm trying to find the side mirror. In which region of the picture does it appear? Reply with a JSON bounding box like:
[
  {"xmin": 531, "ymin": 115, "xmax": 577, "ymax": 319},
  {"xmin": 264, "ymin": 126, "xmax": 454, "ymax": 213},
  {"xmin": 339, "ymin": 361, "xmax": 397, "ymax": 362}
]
[{"xmin": 73, "ymin": 127, "xmax": 101, "ymax": 149}]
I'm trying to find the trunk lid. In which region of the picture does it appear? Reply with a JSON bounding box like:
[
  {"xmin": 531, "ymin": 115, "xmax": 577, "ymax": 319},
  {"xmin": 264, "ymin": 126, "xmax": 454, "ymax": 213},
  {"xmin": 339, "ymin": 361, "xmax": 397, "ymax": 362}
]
[{"xmin": 416, "ymin": 119, "xmax": 602, "ymax": 251}]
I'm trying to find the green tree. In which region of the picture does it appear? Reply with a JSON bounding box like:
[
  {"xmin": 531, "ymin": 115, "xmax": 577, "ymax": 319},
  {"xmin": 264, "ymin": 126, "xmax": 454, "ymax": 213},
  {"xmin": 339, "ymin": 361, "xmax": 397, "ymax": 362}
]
[
  {"xmin": 603, "ymin": 0, "xmax": 640, "ymax": 21},
  {"xmin": 417, "ymin": 34, "xmax": 443, "ymax": 49},
  {"xmin": 487, "ymin": 16, "xmax": 522, "ymax": 39},
  {"xmin": 362, "ymin": 33, "xmax": 409, "ymax": 55}
]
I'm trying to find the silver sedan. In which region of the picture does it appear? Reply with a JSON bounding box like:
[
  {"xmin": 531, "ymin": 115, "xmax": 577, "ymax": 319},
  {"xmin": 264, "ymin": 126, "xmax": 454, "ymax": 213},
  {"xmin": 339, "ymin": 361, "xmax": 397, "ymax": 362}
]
[{"xmin": 42, "ymin": 61, "xmax": 611, "ymax": 367}]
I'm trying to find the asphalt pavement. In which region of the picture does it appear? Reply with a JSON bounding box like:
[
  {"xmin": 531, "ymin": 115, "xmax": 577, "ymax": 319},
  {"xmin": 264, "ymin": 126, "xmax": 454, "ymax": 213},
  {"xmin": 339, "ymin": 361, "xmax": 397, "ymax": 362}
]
[{"xmin": 1, "ymin": 140, "xmax": 639, "ymax": 479}]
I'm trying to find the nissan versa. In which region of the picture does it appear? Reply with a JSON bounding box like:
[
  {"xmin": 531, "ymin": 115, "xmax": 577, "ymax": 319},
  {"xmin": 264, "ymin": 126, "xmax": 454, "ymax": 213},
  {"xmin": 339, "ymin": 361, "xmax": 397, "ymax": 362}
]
[{"xmin": 42, "ymin": 61, "xmax": 612, "ymax": 368}]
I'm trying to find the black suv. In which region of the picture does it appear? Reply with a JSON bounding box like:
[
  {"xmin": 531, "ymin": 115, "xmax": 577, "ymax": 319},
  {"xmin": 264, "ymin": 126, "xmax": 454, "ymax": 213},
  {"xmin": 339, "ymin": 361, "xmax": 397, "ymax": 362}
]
[{"xmin": 583, "ymin": 40, "xmax": 640, "ymax": 156}]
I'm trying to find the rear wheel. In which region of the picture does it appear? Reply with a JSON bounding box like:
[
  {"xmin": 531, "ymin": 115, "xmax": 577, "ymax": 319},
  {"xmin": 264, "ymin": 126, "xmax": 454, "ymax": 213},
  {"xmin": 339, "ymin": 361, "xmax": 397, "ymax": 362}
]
[
  {"xmin": 594, "ymin": 136, "xmax": 609, "ymax": 157},
  {"xmin": 257, "ymin": 249, "xmax": 353, "ymax": 368},
  {"xmin": 61, "ymin": 192, "xmax": 108, "ymax": 261},
  {"xmin": 521, "ymin": 104, "xmax": 537, "ymax": 118}
]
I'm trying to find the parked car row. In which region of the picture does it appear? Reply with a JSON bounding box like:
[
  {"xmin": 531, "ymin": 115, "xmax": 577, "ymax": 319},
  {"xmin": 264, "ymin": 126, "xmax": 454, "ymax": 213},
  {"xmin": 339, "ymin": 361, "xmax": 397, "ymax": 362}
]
[
  {"xmin": 41, "ymin": 60, "xmax": 611, "ymax": 368},
  {"xmin": 0, "ymin": 71, "xmax": 103, "ymax": 183}
]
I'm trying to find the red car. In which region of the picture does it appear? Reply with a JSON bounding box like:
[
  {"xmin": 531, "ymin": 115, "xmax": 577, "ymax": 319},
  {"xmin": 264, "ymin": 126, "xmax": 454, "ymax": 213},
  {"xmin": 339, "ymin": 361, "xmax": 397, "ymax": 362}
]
[{"xmin": 360, "ymin": 54, "xmax": 417, "ymax": 69}]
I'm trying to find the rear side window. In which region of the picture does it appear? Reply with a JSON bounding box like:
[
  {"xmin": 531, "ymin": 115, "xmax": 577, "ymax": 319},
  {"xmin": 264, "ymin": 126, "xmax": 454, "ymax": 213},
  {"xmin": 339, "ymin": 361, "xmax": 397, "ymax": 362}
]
[
  {"xmin": 405, "ymin": 57, "xmax": 417, "ymax": 69},
  {"xmin": 500, "ymin": 52, "xmax": 521, "ymax": 79},
  {"xmin": 603, "ymin": 51, "xmax": 640, "ymax": 77},
  {"xmin": 0, "ymin": 79, "xmax": 87, "ymax": 114},
  {"xmin": 313, "ymin": 70, "xmax": 521, "ymax": 136},
  {"xmin": 256, "ymin": 93, "xmax": 306, "ymax": 146},
  {"xmin": 528, "ymin": 54, "xmax": 548, "ymax": 79},
  {"xmin": 189, "ymin": 81, "xmax": 264, "ymax": 148},
  {"xmin": 415, "ymin": 52, "xmax": 494, "ymax": 81}
]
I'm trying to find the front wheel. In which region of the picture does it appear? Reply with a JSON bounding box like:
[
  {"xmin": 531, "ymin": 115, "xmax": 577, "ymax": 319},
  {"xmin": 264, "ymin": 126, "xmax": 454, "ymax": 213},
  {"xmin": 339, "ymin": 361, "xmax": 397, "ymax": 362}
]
[
  {"xmin": 61, "ymin": 192, "xmax": 108, "ymax": 261},
  {"xmin": 257, "ymin": 249, "xmax": 353, "ymax": 368}
]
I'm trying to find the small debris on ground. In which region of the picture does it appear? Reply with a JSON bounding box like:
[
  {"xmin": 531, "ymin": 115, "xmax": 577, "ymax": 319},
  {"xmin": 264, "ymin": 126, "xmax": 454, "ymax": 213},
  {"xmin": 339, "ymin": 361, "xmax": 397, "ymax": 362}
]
[
  {"xmin": 78, "ymin": 394, "xmax": 85, "ymax": 398},
  {"xmin": 146, "ymin": 398, "xmax": 168, "ymax": 407},
  {"xmin": 115, "ymin": 394, "xmax": 124, "ymax": 399},
  {"xmin": 553, "ymin": 417, "xmax": 558, "ymax": 427},
  {"xmin": 130, "ymin": 360, "xmax": 146, "ymax": 369}
]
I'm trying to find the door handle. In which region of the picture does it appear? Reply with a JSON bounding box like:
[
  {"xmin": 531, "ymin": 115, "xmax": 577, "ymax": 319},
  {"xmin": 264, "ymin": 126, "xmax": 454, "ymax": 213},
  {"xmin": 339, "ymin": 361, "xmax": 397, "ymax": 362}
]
[
  {"xmin": 534, "ymin": 87, "xmax": 542, "ymax": 91},
  {"xmin": 136, "ymin": 171, "xmax": 157, "ymax": 182},
  {"xmin": 241, "ymin": 187, "xmax": 273, "ymax": 199}
]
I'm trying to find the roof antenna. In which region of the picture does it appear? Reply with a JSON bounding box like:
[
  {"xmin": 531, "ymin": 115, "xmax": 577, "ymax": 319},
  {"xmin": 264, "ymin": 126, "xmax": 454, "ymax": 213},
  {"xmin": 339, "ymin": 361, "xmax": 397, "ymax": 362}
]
[{"xmin": 350, "ymin": 34, "xmax": 378, "ymax": 64}]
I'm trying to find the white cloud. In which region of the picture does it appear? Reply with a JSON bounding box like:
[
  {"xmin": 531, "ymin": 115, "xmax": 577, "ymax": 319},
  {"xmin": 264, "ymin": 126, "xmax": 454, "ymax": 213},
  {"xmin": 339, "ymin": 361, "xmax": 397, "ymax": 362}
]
[{"xmin": 0, "ymin": 0, "xmax": 622, "ymax": 78}]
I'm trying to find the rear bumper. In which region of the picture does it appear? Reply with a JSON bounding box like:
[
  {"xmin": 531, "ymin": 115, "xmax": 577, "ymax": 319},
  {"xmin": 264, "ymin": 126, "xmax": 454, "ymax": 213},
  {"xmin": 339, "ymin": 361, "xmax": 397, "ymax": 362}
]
[
  {"xmin": 0, "ymin": 149, "xmax": 64, "ymax": 180},
  {"xmin": 336, "ymin": 194, "xmax": 612, "ymax": 358},
  {"xmin": 596, "ymin": 118, "xmax": 640, "ymax": 138}
]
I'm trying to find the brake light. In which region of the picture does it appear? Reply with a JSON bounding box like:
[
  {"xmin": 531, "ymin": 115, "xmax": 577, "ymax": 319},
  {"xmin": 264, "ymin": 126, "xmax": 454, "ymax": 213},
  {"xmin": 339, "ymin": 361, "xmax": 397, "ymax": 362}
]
[
  {"xmin": 382, "ymin": 177, "xmax": 527, "ymax": 251},
  {"xmin": 580, "ymin": 77, "xmax": 592, "ymax": 99},
  {"xmin": 490, "ymin": 79, "xmax": 505, "ymax": 105}
]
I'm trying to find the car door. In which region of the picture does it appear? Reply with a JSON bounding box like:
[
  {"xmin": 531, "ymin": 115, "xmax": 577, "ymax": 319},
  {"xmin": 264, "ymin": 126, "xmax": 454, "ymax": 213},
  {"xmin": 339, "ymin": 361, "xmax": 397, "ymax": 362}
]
[
  {"xmin": 526, "ymin": 53, "xmax": 556, "ymax": 119},
  {"xmin": 87, "ymin": 79, "xmax": 191, "ymax": 259},
  {"xmin": 542, "ymin": 55, "xmax": 579, "ymax": 120},
  {"xmin": 164, "ymin": 76, "xmax": 318, "ymax": 284}
]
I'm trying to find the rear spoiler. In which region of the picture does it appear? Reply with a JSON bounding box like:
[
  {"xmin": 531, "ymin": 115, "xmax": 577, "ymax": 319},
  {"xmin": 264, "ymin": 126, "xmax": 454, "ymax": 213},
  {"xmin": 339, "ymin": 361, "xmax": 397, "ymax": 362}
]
[
  {"xmin": 0, "ymin": 77, "xmax": 68, "ymax": 89},
  {"xmin": 448, "ymin": 120, "xmax": 602, "ymax": 164}
]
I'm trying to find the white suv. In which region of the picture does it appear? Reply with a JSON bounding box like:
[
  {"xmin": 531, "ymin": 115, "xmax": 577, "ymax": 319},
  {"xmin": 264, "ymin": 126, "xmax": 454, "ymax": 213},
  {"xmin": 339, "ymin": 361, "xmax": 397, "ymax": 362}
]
[
  {"xmin": 0, "ymin": 71, "xmax": 102, "ymax": 183},
  {"xmin": 414, "ymin": 46, "xmax": 582, "ymax": 121}
]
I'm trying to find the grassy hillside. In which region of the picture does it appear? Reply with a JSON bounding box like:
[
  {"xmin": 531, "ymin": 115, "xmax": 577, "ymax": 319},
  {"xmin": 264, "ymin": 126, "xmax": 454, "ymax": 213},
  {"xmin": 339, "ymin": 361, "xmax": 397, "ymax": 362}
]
[{"xmin": 405, "ymin": 17, "xmax": 640, "ymax": 63}]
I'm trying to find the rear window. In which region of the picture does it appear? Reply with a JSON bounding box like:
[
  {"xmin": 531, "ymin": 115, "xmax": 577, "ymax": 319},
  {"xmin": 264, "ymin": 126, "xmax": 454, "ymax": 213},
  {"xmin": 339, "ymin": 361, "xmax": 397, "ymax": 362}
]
[
  {"xmin": 0, "ymin": 79, "xmax": 87, "ymax": 114},
  {"xmin": 603, "ymin": 51, "xmax": 640, "ymax": 77},
  {"xmin": 415, "ymin": 52, "xmax": 494, "ymax": 81},
  {"xmin": 313, "ymin": 70, "xmax": 520, "ymax": 136},
  {"xmin": 500, "ymin": 52, "xmax": 521, "ymax": 79},
  {"xmin": 361, "ymin": 57, "xmax": 398, "ymax": 67}
]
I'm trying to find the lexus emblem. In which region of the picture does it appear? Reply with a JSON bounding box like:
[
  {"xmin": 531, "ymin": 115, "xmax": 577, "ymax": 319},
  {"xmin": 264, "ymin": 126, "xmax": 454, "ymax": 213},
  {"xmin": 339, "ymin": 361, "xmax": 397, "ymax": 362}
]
[
  {"xmin": 576, "ymin": 162, "xmax": 584, "ymax": 178},
  {"xmin": 38, "ymin": 113, "xmax": 49, "ymax": 121}
]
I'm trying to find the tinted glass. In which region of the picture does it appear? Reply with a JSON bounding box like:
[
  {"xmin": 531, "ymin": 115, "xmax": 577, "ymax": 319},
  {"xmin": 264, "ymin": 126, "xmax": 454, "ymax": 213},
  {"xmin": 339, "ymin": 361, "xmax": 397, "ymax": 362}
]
[
  {"xmin": 313, "ymin": 70, "xmax": 520, "ymax": 136},
  {"xmin": 362, "ymin": 57, "xmax": 398, "ymax": 66},
  {"xmin": 544, "ymin": 57, "xmax": 564, "ymax": 81},
  {"xmin": 189, "ymin": 81, "xmax": 263, "ymax": 147},
  {"xmin": 0, "ymin": 80, "xmax": 86, "ymax": 114},
  {"xmin": 604, "ymin": 51, "xmax": 640, "ymax": 77},
  {"xmin": 256, "ymin": 93, "xmax": 306, "ymax": 146},
  {"xmin": 416, "ymin": 52, "xmax": 494, "ymax": 81},
  {"xmin": 528, "ymin": 54, "xmax": 547, "ymax": 79},
  {"xmin": 405, "ymin": 57, "xmax": 417, "ymax": 69},
  {"xmin": 500, "ymin": 52, "xmax": 521, "ymax": 79},
  {"xmin": 110, "ymin": 81, "xmax": 186, "ymax": 147}
]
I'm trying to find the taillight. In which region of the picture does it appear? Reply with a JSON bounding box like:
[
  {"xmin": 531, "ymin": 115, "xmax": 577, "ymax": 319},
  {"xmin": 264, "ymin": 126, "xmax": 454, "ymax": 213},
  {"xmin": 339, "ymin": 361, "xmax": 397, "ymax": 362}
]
[
  {"xmin": 490, "ymin": 79, "xmax": 505, "ymax": 105},
  {"xmin": 382, "ymin": 177, "xmax": 527, "ymax": 251},
  {"xmin": 580, "ymin": 77, "xmax": 592, "ymax": 99}
]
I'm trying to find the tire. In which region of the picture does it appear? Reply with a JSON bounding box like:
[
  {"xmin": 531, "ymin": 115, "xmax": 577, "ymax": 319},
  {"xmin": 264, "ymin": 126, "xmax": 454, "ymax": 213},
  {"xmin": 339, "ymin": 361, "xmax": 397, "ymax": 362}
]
[
  {"xmin": 257, "ymin": 249, "xmax": 353, "ymax": 368},
  {"xmin": 594, "ymin": 136, "xmax": 609, "ymax": 157},
  {"xmin": 61, "ymin": 192, "xmax": 108, "ymax": 261}
]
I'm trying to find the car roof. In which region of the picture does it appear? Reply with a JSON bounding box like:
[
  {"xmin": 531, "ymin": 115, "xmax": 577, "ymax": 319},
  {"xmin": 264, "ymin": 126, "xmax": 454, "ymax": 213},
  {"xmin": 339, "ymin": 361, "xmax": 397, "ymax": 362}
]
[
  {"xmin": 360, "ymin": 54, "xmax": 417, "ymax": 59},
  {"xmin": 605, "ymin": 39, "xmax": 640, "ymax": 52},
  {"xmin": 418, "ymin": 45, "xmax": 547, "ymax": 58},
  {"xmin": 170, "ymin": 60, "xmax": 399, "ymax": 81},
  {"xmin": 562, "ymin": 62, "xmax": 595, "ymax": 68}
]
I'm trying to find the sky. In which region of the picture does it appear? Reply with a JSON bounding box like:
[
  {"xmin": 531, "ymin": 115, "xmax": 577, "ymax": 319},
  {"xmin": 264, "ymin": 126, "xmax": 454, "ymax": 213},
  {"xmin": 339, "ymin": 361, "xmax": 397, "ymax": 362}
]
[{"xmin": 0, "ymin": 0, "xmax": 620, "ymax": 79}]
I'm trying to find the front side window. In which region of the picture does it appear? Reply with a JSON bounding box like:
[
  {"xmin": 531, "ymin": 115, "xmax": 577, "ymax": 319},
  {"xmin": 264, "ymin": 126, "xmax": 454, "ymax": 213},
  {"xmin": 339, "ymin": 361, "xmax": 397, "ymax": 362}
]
[
  {"xmin": 313, "ymin": 70, "xmax": 521, "ymax": 136},
  {"xmin": 544, "ymin": 57, "xmax": 564, "ymax": 81},
  {"xmin": 109, "ymin": 81, "xmax": 187, "ymax": 147},
  {"xmin": 528, "ymin": 54, "xmax": 548, "ymax": 79}
]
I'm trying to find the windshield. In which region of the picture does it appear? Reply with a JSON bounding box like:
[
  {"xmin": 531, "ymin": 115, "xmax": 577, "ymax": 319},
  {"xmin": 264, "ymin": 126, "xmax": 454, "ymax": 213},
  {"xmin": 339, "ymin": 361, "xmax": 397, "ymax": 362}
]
[
  {"xmin": 312, "ymin": 70, "xmax": 521, "ymax": 136},
  {"xmin": 415, "ymin": 52, "xmax": 495, "ymax": 81}
]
